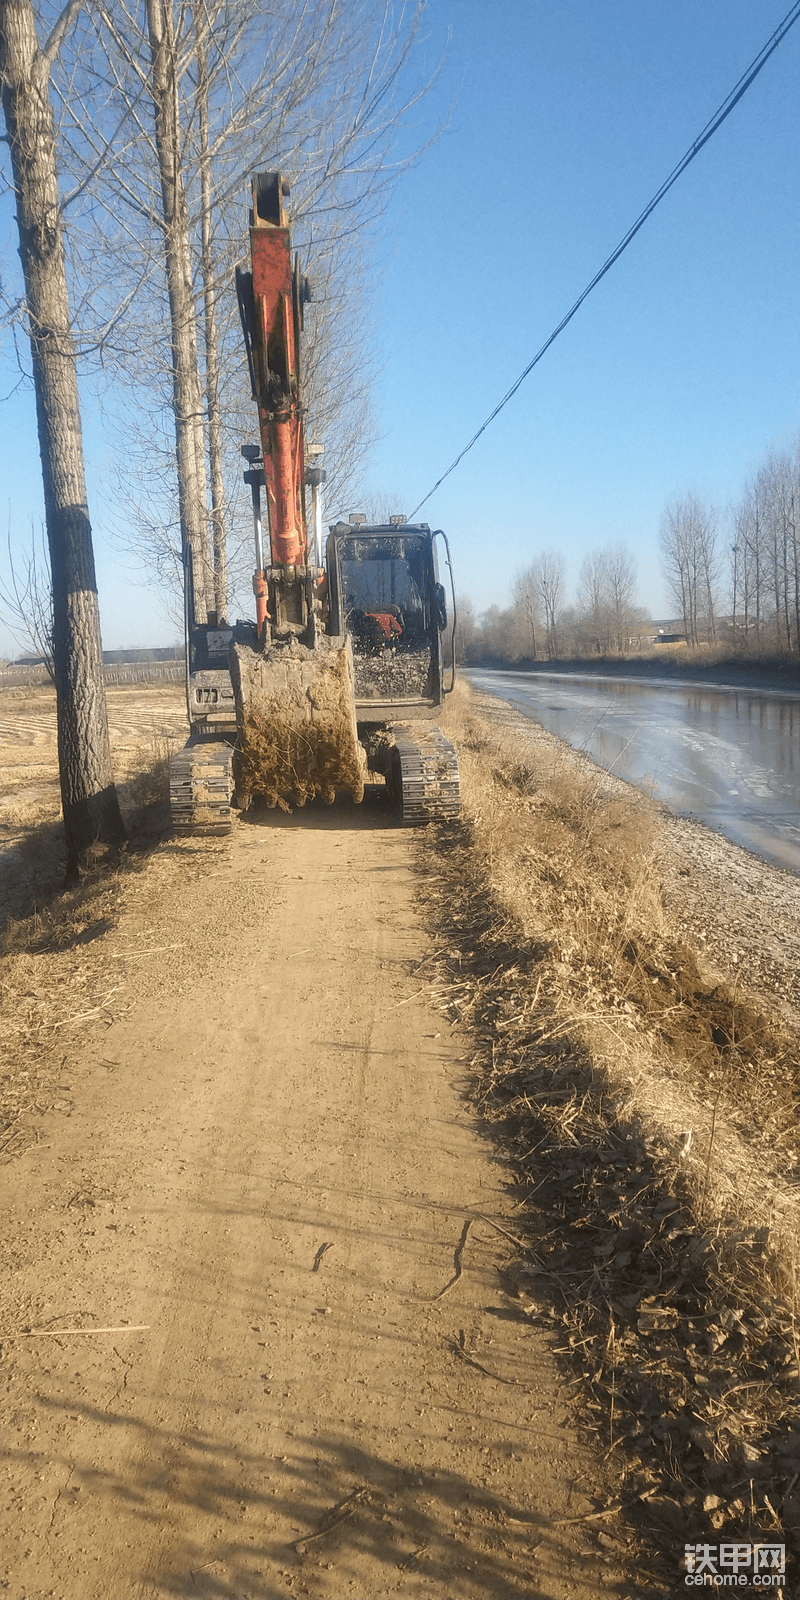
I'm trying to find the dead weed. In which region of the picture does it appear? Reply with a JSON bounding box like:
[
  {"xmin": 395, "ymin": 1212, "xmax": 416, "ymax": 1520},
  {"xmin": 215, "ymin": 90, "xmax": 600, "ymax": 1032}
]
[
  {"xmin": 422, "ymin": 680, "xmax": 799, "ymax": 1575},
  {"xmin": 1, "ymin": 740, "xmax": 177, "ymax": 1148},
  {"xmin": 115, "ymin": 731, "xmax": 176, "ymax": 836}
]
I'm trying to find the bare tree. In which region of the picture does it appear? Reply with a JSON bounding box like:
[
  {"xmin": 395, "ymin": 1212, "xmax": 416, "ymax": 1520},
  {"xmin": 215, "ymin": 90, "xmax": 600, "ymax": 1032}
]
[
  {"xmin": 730, "ymin": 446, "xmax": 800, "ymax": 656},
  {"xmin": 729, "ymin": 467, "xmax": 769, "ymax": 647},
  {"xmin": 660, "ymin": 495, "xmax": 692, "ymax": 642},
  {"xmin": 557, "ymin": 604, "xmax": 582, "ymax": 657},
  {"xmin": 533, "ymin": 548, "xmax": 565, "ymax": 657},
  {"xmin": 659, "ymin": 492, "xmax": 717, "ymax": 646},
  {"xmin": 760, "ymin": 448, "xmax": 799, "ymax": 652},
  {"xmin": 453, "ymin": 592, "xmax": 478, "ymax": 664},
  {"xmin": 511, "ymin": 562, "xmax": 542, "ymax": 659},
  {"xmin": 359, "ymin": 490, "xmax": 406, "ymax": 524},
  {"xmin": 478, "ymin": 603, "xmax": 520, "ymax": 663},
  {"xmin": 730, "ymin": 479, "xmax": 762, "ymax": 644},
  {"xmin": 1, "ymin": 0, "xmax": 126, "ymax": 878},
  {"xmin": 604, "ymin": 541, "xmax": 640, "ymax": 653},
  {"xmin": 143, "ymin": 0, "xmax": 215, "ymax": 621},
  {"xmin": 697, "ymin": 508, "xmax": 720, "ymax": 643},
  {"xmin": 195, "ymin": 13, "xmax": 226, "ymax": 616},
  {"xmin": 774, "ymin": 444, "xmax": 800, "ymax": 657},
  {"xmin": 1, "ymin": 523, "xmax": 55, "ymax": 679},
  {"xmin": 575, "ymin": 547, "xmax": 610, "ymax": 653}
]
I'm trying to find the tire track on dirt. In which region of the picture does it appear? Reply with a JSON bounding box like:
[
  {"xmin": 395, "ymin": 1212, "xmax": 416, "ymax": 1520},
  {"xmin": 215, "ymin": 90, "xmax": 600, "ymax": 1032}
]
[{"xmin": 1, "ymin": 805, "xmax": 643, "ymax": 1599}]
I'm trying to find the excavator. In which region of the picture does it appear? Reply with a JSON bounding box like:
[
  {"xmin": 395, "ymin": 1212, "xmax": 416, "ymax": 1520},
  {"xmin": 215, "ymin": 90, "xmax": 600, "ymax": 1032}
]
[{"xmin": 169, "ymin": 172, "xmax": 460, "ymax": 833}]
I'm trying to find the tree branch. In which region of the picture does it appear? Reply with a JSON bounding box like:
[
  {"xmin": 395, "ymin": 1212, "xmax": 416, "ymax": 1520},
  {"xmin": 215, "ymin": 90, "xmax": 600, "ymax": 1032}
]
[{"xmin": 40, "ymin": 0, "xmax": 84, "ymax": 79}]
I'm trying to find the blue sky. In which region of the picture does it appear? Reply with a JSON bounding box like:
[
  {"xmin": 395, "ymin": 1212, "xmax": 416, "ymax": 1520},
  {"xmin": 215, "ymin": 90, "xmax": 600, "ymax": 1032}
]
[
  {"xmin": 365, "ymin": 0, "xmax": 799, "ymax": 621},
  {"xmin": 1, "ymin": 0, "xmax": 798, "ymax": 652}
]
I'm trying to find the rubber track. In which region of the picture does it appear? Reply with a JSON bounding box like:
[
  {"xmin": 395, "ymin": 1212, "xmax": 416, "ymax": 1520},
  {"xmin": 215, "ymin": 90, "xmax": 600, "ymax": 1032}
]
[
  {"xmin": 393, "ymin": 726, "xmax": 461, "ymax": 824},
  {"xmin": 169, "ymin": 740, "xmax": 234, "ymax": 835}
]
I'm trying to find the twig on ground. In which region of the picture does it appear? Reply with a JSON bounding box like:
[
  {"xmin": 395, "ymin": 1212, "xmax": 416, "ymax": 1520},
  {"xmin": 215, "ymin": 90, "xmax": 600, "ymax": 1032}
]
[
  {"xmin": 431, "ymin": 1218, "xmax": 473, "ymax": 1300},
  {"xmin": 431, "ymin": 1212, "xmax": 535, "ymax": 1300},
  {"xmin": 555, "ymin": 1503, "xmax": 623, "ymax": 1526},
  {"xmin": 388, "ymin": 988, "xmax": 426, "ymax": 1010},
  {"xmin": 17, "ymin": 1324, "xmax": 150, "ymax": 1337},
  {"xmin": 292, "ymin": 1487, "xmax": 370, "ymax": 1554},
  {"xmin": 312, "ymin": 1242, "xmax": 334, "ymax": 1272},
  {"xmin": 474, "ymin": 1213, "xmax": 525, "ymax": 1249},
  {"xmin": 447, "ymin": 1329, "xmax": 523, "ymax": 1386},
  {"xmin": 52, "ymin": 988, "xmax": 121, "ymax": 1028},
  {"xmin": 399, "ymin": 1542, "xmax": 430, "ymax": 1570},
  {"xmin": 109, "ymin": 945, "xmax": 183, "ymax": 958}
]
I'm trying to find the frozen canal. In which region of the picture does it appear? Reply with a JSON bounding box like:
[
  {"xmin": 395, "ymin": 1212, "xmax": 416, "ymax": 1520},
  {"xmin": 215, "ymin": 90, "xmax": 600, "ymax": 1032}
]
[{"xmin": 468, "ymin": 669, "xmax": 800, "ymax": 873}]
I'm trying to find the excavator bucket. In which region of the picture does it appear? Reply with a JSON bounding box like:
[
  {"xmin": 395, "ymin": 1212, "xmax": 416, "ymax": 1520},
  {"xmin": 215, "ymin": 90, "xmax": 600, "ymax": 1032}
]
[{"xmin": 230, "ymin": 636, "xmax": 366, "ymax": 810}]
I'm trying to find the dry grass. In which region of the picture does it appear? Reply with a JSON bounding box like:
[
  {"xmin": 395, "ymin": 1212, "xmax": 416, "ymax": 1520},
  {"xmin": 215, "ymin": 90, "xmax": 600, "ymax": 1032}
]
[
  {"xmin": 1, "ymin": 714, "xmax": 179, "ymax": 1154},
  {"xmin": 452, "ymin": 689, "xmax": 665, "ymax": 968},
  {"xmin": 508, "ymin": 641, "xmax": 800, "ymax": 677},
  {"xmin": 0, "ymin": 682, "xmax": 184, "ymax": 1158},
  {"xmin": 437, "ymin": 681, "xmax": 798, "ymax": 1229},
  {"xmin": 0, "ymin": 857, "xmax": 133, "ymax": 1161},
  {"xmin": 420, "ymin": 678, "xmax": 800, "ymax": 1574},
  {"xmin": 115, "ymin": 730, "xmax": 176, "ymax": 835}
]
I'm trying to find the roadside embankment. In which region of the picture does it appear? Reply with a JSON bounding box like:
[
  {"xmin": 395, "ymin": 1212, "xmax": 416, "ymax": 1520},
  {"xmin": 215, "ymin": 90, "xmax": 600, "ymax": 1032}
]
[
  {"xmin": 467, "ymin": 647, "xmax": 800, "ymax": 695},
  {"xmin": 420, "ymin": 679, "xmax": 799, "ymax": 1575}
]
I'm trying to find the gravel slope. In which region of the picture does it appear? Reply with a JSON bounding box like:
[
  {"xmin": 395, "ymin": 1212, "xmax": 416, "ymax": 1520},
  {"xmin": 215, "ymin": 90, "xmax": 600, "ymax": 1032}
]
[
  {"xmin": 468, "ymin": 688, "xmax": 799, "ymax": 1032},
  {"xmin": 659, "ymin": 812, "xmax": 799, "ymax": 1031}
]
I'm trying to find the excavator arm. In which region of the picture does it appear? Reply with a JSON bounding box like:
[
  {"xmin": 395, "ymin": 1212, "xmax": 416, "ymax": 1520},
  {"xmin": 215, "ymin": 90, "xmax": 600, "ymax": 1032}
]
[
  {"xmin": 230, "ymin": 172, "xmax": 365, "ymax": 811},
  {"xmin": 236, "ymin": 173, "xmax": 312, "ymax": 633}
]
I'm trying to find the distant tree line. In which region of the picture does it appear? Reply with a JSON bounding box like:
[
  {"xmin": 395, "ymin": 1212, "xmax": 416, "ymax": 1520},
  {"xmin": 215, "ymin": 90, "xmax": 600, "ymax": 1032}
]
[
  {"xmin": 456, "ymin": 540, "xmax": 649, "ymax": 666},
  {"xmin": 659, "ymin": 441, "xmax": 796, "ymax": 652},
  {"xmin": 659, "ymin": 445, "xmax": 798, "ymax": 656},
  {"xmin": 455, "ymin": 440, "xmax": 799, "ymax": 667}
]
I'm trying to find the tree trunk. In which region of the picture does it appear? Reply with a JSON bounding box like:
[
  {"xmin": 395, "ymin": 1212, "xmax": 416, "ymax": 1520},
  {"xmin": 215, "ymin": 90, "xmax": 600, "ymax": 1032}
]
[
  {"xmin": 781, "ymin": 495, "xmax": 792, "ymax": 650},
  {"xmin": 752, "ymin": 508, "xmax": 762, "ymax": 643},
  {"xmin": 705, "ymin": 572, "xmax": 716, "ymax": 643},
  {"xmin": 1, "ymin": 0, "xmax": 126, "ymax": 879},
  {"xmin": 145, "ymin": 0, "xmax": 212, "ymax": 621},
  {"xmin": 679, "ymin": 567, "xmax": 690, "ymax": 644},
  {"xmin": 197, "ymin": 25, "xmax": 228, "ymax": 621}
]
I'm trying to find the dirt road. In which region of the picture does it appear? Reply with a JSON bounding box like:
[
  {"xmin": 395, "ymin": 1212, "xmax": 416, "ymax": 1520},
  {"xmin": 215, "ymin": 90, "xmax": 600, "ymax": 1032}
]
[{"xmin": 2, "ymin": 798, "xmax": 626, "ymax": 1599}]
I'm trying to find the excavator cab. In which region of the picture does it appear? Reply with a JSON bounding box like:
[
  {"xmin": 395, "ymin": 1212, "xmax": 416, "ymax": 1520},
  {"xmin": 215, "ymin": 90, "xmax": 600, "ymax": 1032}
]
[{"xmin": 326, "ymin": 521, "xmax": 455, "ymax": 720}]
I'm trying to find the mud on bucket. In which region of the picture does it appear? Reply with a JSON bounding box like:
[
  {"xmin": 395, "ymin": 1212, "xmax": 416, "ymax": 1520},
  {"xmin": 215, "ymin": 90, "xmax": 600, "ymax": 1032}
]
[{"xmin": 230, "ymin": 635, "xmax": 366, "ymax": 810}]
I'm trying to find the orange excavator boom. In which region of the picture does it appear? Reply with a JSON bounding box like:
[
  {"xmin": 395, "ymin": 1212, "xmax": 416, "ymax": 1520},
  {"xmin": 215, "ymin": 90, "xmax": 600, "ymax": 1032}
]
[{"xmin": 236, "ymin": 172, "xmax": 312, "ymax": 633}]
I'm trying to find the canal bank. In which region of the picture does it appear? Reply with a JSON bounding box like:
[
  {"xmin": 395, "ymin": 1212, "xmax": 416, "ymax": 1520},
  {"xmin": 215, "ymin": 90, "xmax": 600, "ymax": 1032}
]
[
  {"xmin": 468, "ymin": 652, "xmax": 800, "ymax": 696},
  {"xmin": 467, "ymin": 668, "xmax": 799, "ymax": 873}
]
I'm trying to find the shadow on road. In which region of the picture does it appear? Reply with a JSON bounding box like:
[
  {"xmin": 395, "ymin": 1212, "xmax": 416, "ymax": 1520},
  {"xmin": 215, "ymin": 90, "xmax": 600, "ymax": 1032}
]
[
  {"xmin": 238, "ymin": 782, "xmax": 402, "ymax": 833},
  {"xmin": 15, "ymin": 1405, "xmax": 618, "ymax": 1600}
]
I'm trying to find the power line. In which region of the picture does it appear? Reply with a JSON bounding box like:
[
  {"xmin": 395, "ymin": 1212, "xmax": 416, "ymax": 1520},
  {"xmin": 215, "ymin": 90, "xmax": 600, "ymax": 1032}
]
[{"xmin": 409, "ymin": 1, "xmax": 800, "ymax": 520}]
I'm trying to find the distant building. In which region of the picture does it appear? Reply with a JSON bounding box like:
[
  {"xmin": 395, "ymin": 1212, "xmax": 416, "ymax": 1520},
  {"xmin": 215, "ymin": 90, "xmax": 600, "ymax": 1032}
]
[
  {"xmin": 10, "ymin": 646, "xmax": 182, "ymax": 667},
  {"xmin": 102, "ymin": 647, "xmax": 182, "ymax": 664}
]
